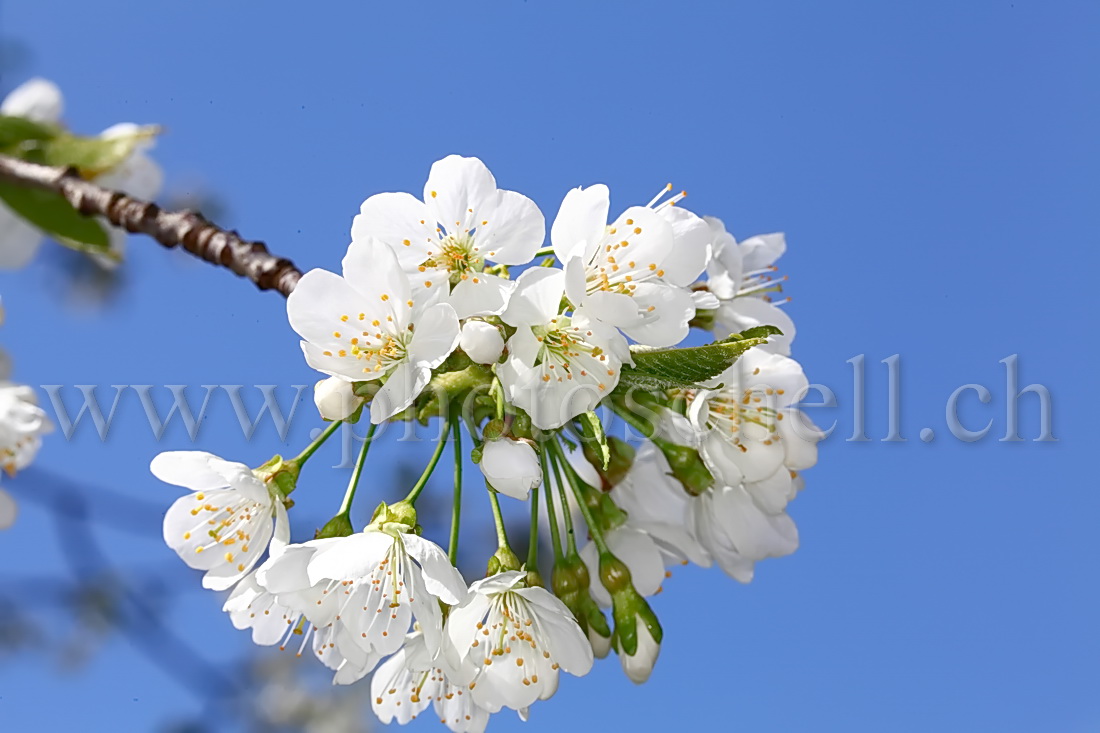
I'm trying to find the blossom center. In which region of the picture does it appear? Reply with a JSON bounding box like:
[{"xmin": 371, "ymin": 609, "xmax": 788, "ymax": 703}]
[
  {"xmin": 532, "ymin": 317, "xmax": 615, "ymax": 390},
  {"xmin": 426, "ymin": 233, "xmax": 485, "ymax": 284}
]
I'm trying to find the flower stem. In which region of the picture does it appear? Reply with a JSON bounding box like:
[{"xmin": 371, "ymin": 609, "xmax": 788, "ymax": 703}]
[
  {"xmin": 404, "ymin": 430, "xmax": 450, "ymax": 504},
  {"xmin": 549, "ymin": 439, "xmax": 610, "ymax": 555},
  {"xmin": 526, "ymin": 470, "xmax": 540, "ymax": 571},
  {"xmin": 338, "ymin": 423, "xmax": 377, "ymax": 515},
  {"xmin": 487, "ymin": 487, "xmax": 510, "ymax": 550},
  {"xmin": 546, "ymin": 439, "xmax": 577, "ymax": 555},
  {"xmin": 448, "ymin": 418, "xmax": 463, "ymax": 565},
  {"xmin": 291, "ymin": 419, "xmax": 343, "ymax": 467},
  {"xmin": 538, "ymin": 445, "xmax": 563, "ymax": 559}
]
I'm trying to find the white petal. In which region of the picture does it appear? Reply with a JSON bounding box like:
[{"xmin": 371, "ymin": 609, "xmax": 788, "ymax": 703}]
[
  {"xmin": 500, "ymin": 267, "xmax": 564, "ymax": 327},
  {"xmin": 476, "ymin": 189, "xmax": 545, "ymax": 266},
  {"xmin": 424, "ymin": 155, "xmax": 498, "ymax": 231},
  {"xmin": 1, "ymin": 78, "xmax": 62, "ymax": 122},
  {"xmin": 448, "ymin": 273, "xmax": 514, "ymax": 319},
  {"xmin": 150, "ymin": 451, "xmax": 234, "ymax": 491},
  {"xmin": 408, "ymin": 302, "xmax": 461, "ymax": 367},
  {"xmin": 620, "ymin": 618, "xmax": 659, "ymax": 683},
  {"xmin": 341, "ymin": 235, "xmax": 412, "ymax": 304},
  {"xmin": 352, "ymin": 191, "xmax": 436, "ymax": 270},
  {"xmin": 0, "ymin": 205, "xmax": 43, "ymax": 270},
  {"xmin": 305, "ymin": 531, "xmax": 392, "ymax": 585},
  {"xmin": 655, "ymin": 205, "xmax": 711, "ymax": 286},
  {"xmin": 550, "ymin": 184, "xmax": 610, "ymax": 263},
  {"xmin": 402, "ymin": 533, "xmax": 468, "ymax": 605},
  {"xmin": 370, "ymin": 361, "xmax": 430, "ymax": 423}
]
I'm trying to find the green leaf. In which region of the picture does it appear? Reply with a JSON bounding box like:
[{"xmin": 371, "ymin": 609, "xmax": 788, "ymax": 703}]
[
  {"xmin": 0, "ymin": 182, "xmax": 109, "ymax": 250},
  {"xmin": 574, "ymin": 411, "xmax": 610, "ymax": 469},
  {"xmin": 616, "ymin": 325, "xmax": 783, "ymax": 391},
  {"xmin": 0, "ymin": 115, "xmax": 59, "ymax": 151},
  {"xmin": 38, "ymin": 126, "xmax": 158, "ymax": 177}
]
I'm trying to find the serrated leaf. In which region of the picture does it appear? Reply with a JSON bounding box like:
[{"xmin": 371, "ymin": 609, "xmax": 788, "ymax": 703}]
[
  {"xmin": 39, "ymin": 126, "xmax": 157, "ymax": 177},
  {"xmin": 0, "ymin": 115, "xmax": 59, "ymax": 150},
  {"xmin": 0, "ymin": 182, "xmax": 109, "ymax": 250},
  {"xmin": 575, "ymin": 411, "xmax": 610, "ymax": 469},
  {"xmin": 616, "ymin": 326, "xmax": 782, "ymax": 392}
]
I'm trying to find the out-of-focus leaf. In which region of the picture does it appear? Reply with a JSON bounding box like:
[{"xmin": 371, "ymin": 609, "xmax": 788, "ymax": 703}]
[
  {"xmin": 0, "ymin": 115, "xmax": 59, "ymax": 150},
  {"xmin": 0, "ymin": 182, "xmax": 108, "ymax": 249},
  {"xmin": 39, "ymin": 126, "xmax": 157, "ymax": 177}
]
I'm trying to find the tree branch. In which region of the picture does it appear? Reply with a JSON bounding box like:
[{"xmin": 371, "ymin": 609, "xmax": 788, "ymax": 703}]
[{"xmin": 0, "ymin": 153, "xmax": 303, "ymax": 297}]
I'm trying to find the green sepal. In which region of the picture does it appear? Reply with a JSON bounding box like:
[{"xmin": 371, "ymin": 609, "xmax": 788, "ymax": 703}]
[
  {"xmin": 315, "ymin": 512, "xmax": 354, "ymax": 539},
  {"xmin": 574, "ymin": 411, "xmax": 610, "ymax": 470},
  {"xmin": 254, "ymin": 454, "xmax": 301, "ymax": 497},
  {"xmin": 487, "ymin": 545, "xmax": 522, "ymax": 575}
]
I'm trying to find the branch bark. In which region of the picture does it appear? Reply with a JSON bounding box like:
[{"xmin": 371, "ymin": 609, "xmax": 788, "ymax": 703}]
[{"xmin": 0, "ymin": 153, "xmax": 302, "ymax": 297}]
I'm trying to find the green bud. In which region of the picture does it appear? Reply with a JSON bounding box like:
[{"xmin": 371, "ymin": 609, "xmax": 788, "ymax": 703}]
[
  {"xmin": 598, "ymin": 553, "xmax": 633, "ymax": 596},
  {"xmin": 315, "ymin": 512, "xmax": 354, "ymax": 539},
  {"xmin": 652, "ymin": 437, "xmax": 714, "ymax": 496},
  {"xmin": 254, "ymin": 455, "xmax": 300, "ymax": 497},
  {"xmin": 524, "ymin": 568, "xmax": 545, "ymax": 589},
  {"xmin": 488, "ymin": 546, "xmax": 522, "ymax": 575},
  {"xmin": 482, "ymin": 418, "xmax": 506, "ymax": 442},
  {"xmin": 583, "ymin": 435, "xmax": 635, "ymax": 490}
]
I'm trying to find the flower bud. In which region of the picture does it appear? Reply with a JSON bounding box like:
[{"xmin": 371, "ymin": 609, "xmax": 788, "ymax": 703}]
[
  {"xmin": 459, "ymin": 320, "xmax": 505, "ymax": 364},
  {"xmin": 615, "ymin": 608, "xmax": 662, "ymax": 683},
  {"xmin": 479, "ymin": 438, "xmax": 541, "ymax": 500},
  {"xmin": 314, "ymin": 377, "xmax": 364, "ymax": 421}
]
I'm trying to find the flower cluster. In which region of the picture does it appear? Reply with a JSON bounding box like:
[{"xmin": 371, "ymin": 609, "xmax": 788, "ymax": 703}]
[{"xmin": 152, "ymin": 155, "xmax": 820, "ymax": 731}]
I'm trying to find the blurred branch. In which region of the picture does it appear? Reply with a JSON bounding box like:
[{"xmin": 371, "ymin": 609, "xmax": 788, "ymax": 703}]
[{"xmin": 0, "ymin": 153, "xmax": 302, "ymax": 297}]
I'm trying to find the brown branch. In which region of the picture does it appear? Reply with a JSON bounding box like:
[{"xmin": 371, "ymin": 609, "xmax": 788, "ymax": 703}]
[{"xmin": 0, "ymin": 153, "xmax": 302, "ymax": 297}]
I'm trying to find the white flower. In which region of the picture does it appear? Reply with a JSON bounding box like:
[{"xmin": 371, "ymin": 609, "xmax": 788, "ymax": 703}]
[
  {"xmin": 615, "ymin": 611, "xmax": 661, "ymax": 684},
  {"xmin": 372, "ymin": 629, "xmax": 491, "ymax": 733},
  {"xmin": 459, "ymin": 320, "xmax": 504, "ymax": 365},
  {"xmin": 479, "ymin": 438, "xmax": 541, "ymax": 501},
  {"xmin": 153, "ymin": 451, "xmax": 290, "ymax": 591},
  {"xmin": 256, "ymin": 527, "xmax": 468, "ymax": 676},
  {"xmin": 353, "ymin": 155, "xmax": 545, "ymax": 319},
  {"xmin": 92, "ymin": 123, "xmax": 164, "ymax": 268},
  {"xmin": 0, "ymin": 382, "xmax": 53, "ymax": 476},
  {"xmin": 287, "ymin": 236, "xmax": 460, "ymax": 423},
  {"xmin": 686, "ymin": 348, "xmax": 812, "ymax": 486},
  {"xmin": 579, "ymin": 443, "xmax": 710, "ymax": 606},
  {"xmin": 498, "ymin": 267, "xmax": 631, "ymax": 430},
  {"xmin": 314, "ymin": 376, "xmax": 363, "ymax": 421},
  {"xmin": 443, "ymin": 571, "xmax": 594, "ymax": 713},
  {"xmin": 550, "ymin": 183, "xmax": 709, "ymax": 347},
  {"xmin": 691, "ymin": 481, "xmax": 799, "ymax": 583},
  {"xmin": 703, "ymin": 216, "xmax": 795, "ymax": 355},
  {"xmin": 0, "ymin": 79, "xmax": 62, "ymax": 270}
]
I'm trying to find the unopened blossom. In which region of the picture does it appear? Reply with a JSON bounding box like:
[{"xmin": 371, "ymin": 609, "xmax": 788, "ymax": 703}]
[
  {"xmin": 703, "ymin": 216, "xmax": 795, "ymax": 355},
  {"xmin": 372, "ymin": 629, "xmax": 490, "ymax": 733},
  {"xmin": 615, "ymin": 611, "xmax": 661, "ymax": 684},
  {"xmin": 287, "ymin": 236, "xmax": 460, "ymax": 423},
  {"xmin": 256, "ymin": 524, "xmax": 468, "ymax": 678},
  {"xmin": 443, "ymin": 571, "xmax": 594, "ymax": 713},
  {"xmin": 550, "ymin": 183, "xmax": 710, "ymax": 347},
  {"xmin": 691, "ymin": 481, "xmax": 799, "ymax": 583},
  {"xmin": 459, "ymin": 320, "xmax": 505, "ymax": 365},
  {"xmin": 0, "ymin": 79, "xmax": 62, "ymax": 269},
  {"xmin": 686, "ymin": 348, "xmax": 813, "ymax": 485},
  {"xmin": 153, "ymin": 451, "xmax": 289, "ymax": 591},
  {"xmin": 353, "ymin": 155, "xmax": 545, "ymax": 318},
  {"xmin": 499, "ymin": 267, "xmax": 631, "ymax": 430},
  {"xmin": 314, "ymin": 376, "xmax": 364, "ymax": 421},
  {"xmin": 479, "ymin": 438, "xmax": 540, "ymax": 501}
]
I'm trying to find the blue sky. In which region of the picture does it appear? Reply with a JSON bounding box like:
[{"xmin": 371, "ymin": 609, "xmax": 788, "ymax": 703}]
[{"xmin": 0, "ymin": 1, "xmax": 1097, "ymax": 731}]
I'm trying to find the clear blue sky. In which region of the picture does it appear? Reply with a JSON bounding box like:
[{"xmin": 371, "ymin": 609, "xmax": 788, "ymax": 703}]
[{"xmin": 1, "ymin": 1, "xmax": 1097, "ymax": 731}]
